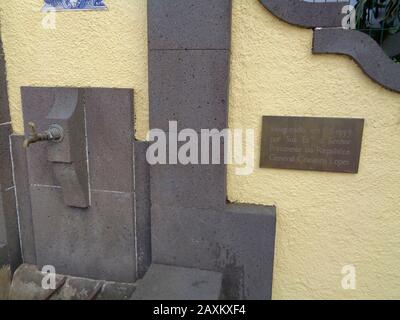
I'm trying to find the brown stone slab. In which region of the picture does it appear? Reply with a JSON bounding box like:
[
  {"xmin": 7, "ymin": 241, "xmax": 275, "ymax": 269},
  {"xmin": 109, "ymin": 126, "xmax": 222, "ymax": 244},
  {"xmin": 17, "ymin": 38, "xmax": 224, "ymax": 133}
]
[{"xmin": 260, "ymin": 116, "xmax": 364, "ymax": 173}]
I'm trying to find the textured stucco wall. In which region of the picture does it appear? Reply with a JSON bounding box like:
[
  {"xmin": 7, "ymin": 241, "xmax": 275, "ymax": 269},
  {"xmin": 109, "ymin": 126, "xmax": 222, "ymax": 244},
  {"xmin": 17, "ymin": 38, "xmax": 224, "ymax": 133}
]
[{"xmin": 1, "ymin": 0, "xmax": 399, "ymax": 299}]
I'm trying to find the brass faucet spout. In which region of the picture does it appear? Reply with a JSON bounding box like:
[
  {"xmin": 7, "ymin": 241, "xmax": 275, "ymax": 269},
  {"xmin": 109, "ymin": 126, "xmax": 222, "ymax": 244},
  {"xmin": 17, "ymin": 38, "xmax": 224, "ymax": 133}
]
[{"xmin": 23, "ymin": 122, "xmax": 64, "ymax": 148}]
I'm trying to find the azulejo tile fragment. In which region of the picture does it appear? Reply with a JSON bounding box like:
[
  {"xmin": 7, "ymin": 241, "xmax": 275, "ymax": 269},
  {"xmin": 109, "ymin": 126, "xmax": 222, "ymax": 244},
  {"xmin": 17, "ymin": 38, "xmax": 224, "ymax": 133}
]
[{"xmin": 43, "ymin": 0, "xmax": 107, "ymax": 11}]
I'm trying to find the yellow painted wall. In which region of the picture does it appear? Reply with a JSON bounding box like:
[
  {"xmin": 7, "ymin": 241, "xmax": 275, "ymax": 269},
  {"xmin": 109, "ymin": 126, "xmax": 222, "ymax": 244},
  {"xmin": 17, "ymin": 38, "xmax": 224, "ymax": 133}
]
[{"xmin": 1, "ymin": 0, "xmax": 399, "ymax": 299}]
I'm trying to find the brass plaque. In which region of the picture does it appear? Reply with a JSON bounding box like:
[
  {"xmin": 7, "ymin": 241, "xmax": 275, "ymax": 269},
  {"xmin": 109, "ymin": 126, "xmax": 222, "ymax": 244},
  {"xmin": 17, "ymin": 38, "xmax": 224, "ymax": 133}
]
[{"xmin": 260, "ymin": 116, "xmax": 364, "ymax": 173}]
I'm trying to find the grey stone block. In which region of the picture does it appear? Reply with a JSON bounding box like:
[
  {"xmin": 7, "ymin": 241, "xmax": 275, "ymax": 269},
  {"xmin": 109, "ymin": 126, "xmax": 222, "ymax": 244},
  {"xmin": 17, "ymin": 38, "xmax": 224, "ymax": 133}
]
[
  {"xmin": 51, "ymin": 277, "xmax": 100, "ymax": 300},
  {"xmin": 151, "ymin": 204, "xmax": 276, "ymax": 300},
  {"xmin": 133, "ymin": 141, "xmax": 151, "ymax": 279},
  {"xmin": 85, "ymin": 88, "xmax": 135, "ymax": 192},
  {"xmin": 131, "ymin": 263, "xmax": 222, "ymax": 300},
  {"xmin": 313, "ymin": 28, "xmax": 400, "ymax": 93},
  {"xmin": 148, "ymin": 0, "xmax": 232, "ymax": 50},
  {"xmin": 150, "ymin": 161, "xmax": 226, "ymax": 210},
  {"xmin": 31, "ymin": 186, "xmax": 137, "ymax": 283},
  {"xmin": 149, "ymin": 50, "xmax": 230, "ymax": 132},
  {"xmin": 10, "ymin": 135, "xmax": 36, "ymax": 265},
  {"xmin": 0, "ymin": 244, "xmax": 8, "ymax": 267},
  {"xmin": 0, "ymin": 124, "xmax": 13, "ymax": 191},
  {"xmin": 0, "ymin": 189, "xmax": 22, "ymax": 273},
  {"xmin": 259, "ymin": 0, "xmax": 348, "ymax": 28}
]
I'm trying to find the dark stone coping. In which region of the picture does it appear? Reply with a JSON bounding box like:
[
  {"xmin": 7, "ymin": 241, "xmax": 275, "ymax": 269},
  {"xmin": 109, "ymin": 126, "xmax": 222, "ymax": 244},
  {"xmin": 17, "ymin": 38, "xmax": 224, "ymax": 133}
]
[
  {"xmin": 313, "ymin": 28, "xmax": 400, "ymax": 93},
  {"xmin": 259, "ymin": 0, "xmax": 349, "ymax": 28}
]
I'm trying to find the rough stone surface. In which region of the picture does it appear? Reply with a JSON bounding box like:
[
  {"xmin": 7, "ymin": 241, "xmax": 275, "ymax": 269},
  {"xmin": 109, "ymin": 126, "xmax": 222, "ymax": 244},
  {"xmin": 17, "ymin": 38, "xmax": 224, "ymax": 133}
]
[
  {"xmin": 130, "ymin": 264, "xmax": 222, "ymax": 300},
  {"xmin": 148, "ymin": 0, "xmax": 232, "ymax": 50},
  {"xmin": 9, "ymin": 264, "xmax": 136, "ymax": 300},
  {"xmin": 149, "ymin": 50, "xmax": 230, "ymax": 132},
  {"xmin": 9, "ymin": 264, "xmax": 65, "ymax": 300},
  {"xmin": 51, "ymin": 277, "xmax": 101, "ymax": 300}
]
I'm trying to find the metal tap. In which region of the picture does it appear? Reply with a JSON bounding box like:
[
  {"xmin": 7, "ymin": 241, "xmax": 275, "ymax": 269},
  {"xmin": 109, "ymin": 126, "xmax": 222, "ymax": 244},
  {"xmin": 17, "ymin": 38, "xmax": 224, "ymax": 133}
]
[{"xmin": 23, "ymin": 122, "xmax": 64, "ymax": 148}]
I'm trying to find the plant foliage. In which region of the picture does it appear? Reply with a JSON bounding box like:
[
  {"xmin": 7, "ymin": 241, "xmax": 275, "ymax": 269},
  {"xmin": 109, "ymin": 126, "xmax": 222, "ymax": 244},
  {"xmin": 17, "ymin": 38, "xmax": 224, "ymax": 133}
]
[{"xmin": 354, "ymin": 0, "xmax": 400, "ymax": 61}]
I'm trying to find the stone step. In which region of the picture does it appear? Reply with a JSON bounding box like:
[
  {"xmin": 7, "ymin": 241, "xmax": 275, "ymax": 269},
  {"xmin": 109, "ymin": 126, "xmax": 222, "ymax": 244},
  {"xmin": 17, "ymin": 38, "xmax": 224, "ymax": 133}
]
[
  {"xmin": 9, "ymin": 264, "xmax": 136, "ymax": 300},
  {"xmin": 130, "ymin": 263, "xmax": 222, "ymax": 300}
]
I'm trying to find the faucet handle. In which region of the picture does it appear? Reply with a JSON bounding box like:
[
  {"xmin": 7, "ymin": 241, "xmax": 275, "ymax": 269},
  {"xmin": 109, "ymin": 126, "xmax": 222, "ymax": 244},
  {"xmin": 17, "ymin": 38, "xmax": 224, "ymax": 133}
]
[
  {"xmin": 23, "ymin": 122, "xmax": 39, "ymax": 148},
  {"xmin": 28, "ymin": 122, "xmax": 38, "ymax": 137}
]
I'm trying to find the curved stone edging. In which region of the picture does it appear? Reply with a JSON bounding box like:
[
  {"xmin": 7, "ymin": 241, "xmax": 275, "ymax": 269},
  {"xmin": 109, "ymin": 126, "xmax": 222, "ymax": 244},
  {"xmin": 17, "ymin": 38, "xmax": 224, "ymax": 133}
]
[
  {"xmin": 259, "ymin": 0, "xmax": 348, "ymax": 28},
  {"xmin": 313, "ymin": 28, "xmax": 400, "ymax": 93}
]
